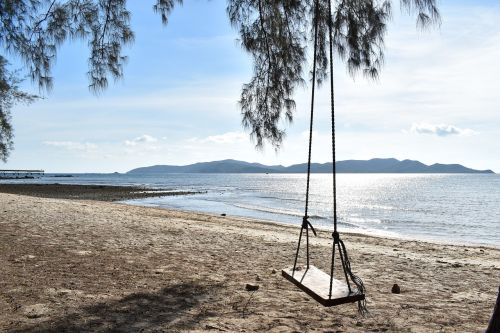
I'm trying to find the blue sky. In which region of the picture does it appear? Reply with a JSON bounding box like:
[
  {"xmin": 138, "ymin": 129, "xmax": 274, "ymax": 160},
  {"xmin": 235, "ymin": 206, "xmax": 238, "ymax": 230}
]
[{"xmin": 3, "ymin": 0, "xmax": 500, "ymax": 173}]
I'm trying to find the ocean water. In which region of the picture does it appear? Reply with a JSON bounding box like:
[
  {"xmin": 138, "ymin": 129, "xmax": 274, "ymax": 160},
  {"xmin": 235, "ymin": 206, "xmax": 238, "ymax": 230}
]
[{"xmin": 3, "ymin": 173, "xmax": 499, "ymax": 246}]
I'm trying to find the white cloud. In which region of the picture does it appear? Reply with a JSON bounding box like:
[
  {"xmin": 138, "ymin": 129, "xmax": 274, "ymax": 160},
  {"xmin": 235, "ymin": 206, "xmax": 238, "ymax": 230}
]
[
  {"xmin": 299, "ymin": 5, "xmax": 500, "ymax": 135},
  {"xmin": 190, "ymin": 131, "xmax": 248, "ymax": 144},
  {"xmin": 124, "ymin": 134, "xmax": 158, "ymax": 147},
  {"xmin": 29, "ymin": 78, "xmax": 243, "ymax": 117},
  {"xmin": 410, "ymin": 123, "xmax": 477, "ymax": 137},
  {"xmin": 43, "ymin": 141, "xmax": 98, "ymax": 152}
]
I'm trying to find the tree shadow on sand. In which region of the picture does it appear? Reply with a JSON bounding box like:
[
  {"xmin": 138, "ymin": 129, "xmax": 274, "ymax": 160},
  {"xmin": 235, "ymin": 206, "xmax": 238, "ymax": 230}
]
[{"xmin": 12, "ymin": 282, "xmax": 219, "ymax": 333}]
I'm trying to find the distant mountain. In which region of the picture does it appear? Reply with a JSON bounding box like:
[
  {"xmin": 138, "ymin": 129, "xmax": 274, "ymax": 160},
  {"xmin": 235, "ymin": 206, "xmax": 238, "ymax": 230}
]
[{"xmin": 127, "ymin": 158, "xmax": 494, "ymax": 174}]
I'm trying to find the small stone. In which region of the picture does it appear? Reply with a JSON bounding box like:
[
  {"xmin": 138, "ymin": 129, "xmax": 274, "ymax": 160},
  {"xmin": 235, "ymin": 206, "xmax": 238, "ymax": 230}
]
[
  {"xmin": 56, "ymin": 289, "xmax": 71, "ymax": 296},
  {"xmin": 205, "ymin": 324, "xmax": 221, "ymax": 330},
  {"xmin": 271, "ymin": 269, "xmax": 277, "ymax": 274},
  {"xmin": 220, "ymin": 213, "xmax": 226, "ymax": 217},
  {"xmin": 451, "ymin": 263, "xmax": 463, "ymax": 268},
  {"xmin": 356, "ymin": 321, "xmax": 363, "ymax": 327},
  {"xmin": 256, "ymin": 275, "xmax": 261, "ymax": 281},
  {"xmin": 23, "ymin": 304, "xmax": 49, "ymax": 318},
  {"xmin": 245, "ymin": 283, "xmax": 259, "ymax": 291},
  {"xmin": 74, "ymin": 250, "xmax": 91, "ymax": 256},
  {"xmin": 391, "ymin": 283, "xmax": 401, "ymax": 294}
]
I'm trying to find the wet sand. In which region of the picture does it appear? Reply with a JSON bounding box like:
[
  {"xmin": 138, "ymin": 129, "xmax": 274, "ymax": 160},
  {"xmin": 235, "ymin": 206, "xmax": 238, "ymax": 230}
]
[
  {"xmin": 0, "ymin": 183, "xmax": 200, "ymax": 202},
  {"xmin": 0, "ymin": 191, "xmax": 499, "ymax": 332}
]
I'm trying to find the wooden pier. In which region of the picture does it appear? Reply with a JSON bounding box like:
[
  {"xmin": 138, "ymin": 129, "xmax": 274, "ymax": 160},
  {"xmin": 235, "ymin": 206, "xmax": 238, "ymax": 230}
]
[{"xmin": 0, "ymin": 170, "xmax": 45, "ymax": 179}]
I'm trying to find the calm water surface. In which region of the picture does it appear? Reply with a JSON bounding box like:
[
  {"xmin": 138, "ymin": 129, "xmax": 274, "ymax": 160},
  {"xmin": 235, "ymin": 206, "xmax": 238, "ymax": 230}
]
[{"xmin": 3, "ymin": 173, "xmax": 499, "ymax": 246}]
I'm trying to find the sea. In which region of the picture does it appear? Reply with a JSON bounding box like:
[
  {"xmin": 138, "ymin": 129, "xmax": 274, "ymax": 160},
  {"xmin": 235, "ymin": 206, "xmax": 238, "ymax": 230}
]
[{"xmin": 2, "ymin": 173, "xmax": 499, "ymax": 247}]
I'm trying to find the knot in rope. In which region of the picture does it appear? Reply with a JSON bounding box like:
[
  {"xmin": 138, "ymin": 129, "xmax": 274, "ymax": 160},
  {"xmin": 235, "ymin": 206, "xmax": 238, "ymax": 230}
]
[{"xmin": 302, "ymin": 216, "xmax": 317, "ymax": 236}]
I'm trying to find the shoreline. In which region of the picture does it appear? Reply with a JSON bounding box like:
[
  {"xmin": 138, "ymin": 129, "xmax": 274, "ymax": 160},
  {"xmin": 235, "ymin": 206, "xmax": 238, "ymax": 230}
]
[
  {"xmin": 1, "ymin": 192, "xmax": 499, "ymax": 332},
  {"xmin": 2, "ymin": 182, "xmax": 498, "ymax": 249},
  {"xmin": 121, "ymin": 200, "xmax": 500, "ymax": 251}
]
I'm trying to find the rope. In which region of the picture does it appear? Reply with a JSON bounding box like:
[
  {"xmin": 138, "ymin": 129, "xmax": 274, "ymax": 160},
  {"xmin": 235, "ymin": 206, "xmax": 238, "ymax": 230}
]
[
  {"xmin": 293, "ymin": 0, "xmax": 320, "ymax": 271},
  {"xmin": 328, "ymin": 0, "xmax": 338, "ymax": 234},
  {"xmin": 326, "ymin": 0, "xmax": 368, "ymax": 315},
  {"xmin": 304, "ymin": 0, "xmax": 320, "ymax": 219},
  {"xmin": 339, "ymin": 238, "xmax": 368, "ymax": 315},
  {"xmin": 291, "ymin": 0, "xmax": 368, "ymax": 316}
]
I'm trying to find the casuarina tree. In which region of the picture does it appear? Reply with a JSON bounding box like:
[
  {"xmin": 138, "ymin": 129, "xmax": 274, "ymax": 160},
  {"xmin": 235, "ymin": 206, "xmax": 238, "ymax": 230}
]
[{"xmin": 0, "ymin": 0, "xmax": 439, "ymax": 161}]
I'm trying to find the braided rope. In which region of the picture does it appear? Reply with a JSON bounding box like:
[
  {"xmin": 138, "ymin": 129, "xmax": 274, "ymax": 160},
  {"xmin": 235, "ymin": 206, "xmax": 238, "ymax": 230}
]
[
  {"xmin": 293, "ymin": 0, "xmax": 320, "ymax": 272},
  {"xmin": 327, "ymin": 0, "xmax": 368, "ymax": 315},
  {"xmin": 328, "ymin": 0, "xmax": 338, "ymax": 234},
  {"xmin": 304, "ymin": 0, "xmax": 320, "ymax": 219},
  {"xmin": 339, "ymin": 239, "xmax": 368, "ymax": 315}
]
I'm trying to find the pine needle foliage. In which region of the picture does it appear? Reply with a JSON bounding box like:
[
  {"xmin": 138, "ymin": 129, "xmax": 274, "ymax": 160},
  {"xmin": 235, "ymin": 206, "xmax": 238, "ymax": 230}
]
[
  {"xmin": 0, "ymin": 57, "xmax": 36, "ymax": 162},
  {"xmin": 228, "ymin": 0, "xmax": 440, "ymax": 148}
]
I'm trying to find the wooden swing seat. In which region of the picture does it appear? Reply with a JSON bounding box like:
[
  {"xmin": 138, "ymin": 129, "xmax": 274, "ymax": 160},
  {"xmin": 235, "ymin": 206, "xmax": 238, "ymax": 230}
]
[{"xmin": 282, "ymin": 265, "xmax": 365, "ymax": 307}]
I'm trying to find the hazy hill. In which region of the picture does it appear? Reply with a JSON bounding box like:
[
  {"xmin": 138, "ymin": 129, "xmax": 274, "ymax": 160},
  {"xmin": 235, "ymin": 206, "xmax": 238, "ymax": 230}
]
[{"xmin": 127, "ymin": 158, "xmax": 494, "ymax": 174}]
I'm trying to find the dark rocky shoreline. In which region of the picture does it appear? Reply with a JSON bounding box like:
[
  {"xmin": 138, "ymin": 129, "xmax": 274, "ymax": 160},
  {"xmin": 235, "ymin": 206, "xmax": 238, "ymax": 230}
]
[{"xmin": 0, "ymin": 183, "xmax": 200, "ymax": 202}]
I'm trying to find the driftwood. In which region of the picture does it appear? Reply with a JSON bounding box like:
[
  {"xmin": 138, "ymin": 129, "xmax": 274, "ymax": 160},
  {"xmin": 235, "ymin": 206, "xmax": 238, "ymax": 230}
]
[{"xmin": 486, "ymin": 286, "xmax": 500, "ymax": 333}]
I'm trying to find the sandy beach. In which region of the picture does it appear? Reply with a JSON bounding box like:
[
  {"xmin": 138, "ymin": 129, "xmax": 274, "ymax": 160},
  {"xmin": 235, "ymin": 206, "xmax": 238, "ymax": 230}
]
[{"xmin": 0, "ymin": 190, "xmax": 499, "ymax": 332}]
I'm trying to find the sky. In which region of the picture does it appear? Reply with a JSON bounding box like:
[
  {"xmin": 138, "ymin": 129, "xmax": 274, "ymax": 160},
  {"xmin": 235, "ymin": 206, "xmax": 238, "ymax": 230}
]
[{"xmin": 3, "ymin": 0, "xmax": 500, "ymax": 173}]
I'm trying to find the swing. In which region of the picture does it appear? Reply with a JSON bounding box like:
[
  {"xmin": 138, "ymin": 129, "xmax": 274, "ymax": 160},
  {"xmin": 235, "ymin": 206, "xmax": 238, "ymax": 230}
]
[{"xmin": 282, "ymin": 0, "xmax": 367, "ymax": 313}]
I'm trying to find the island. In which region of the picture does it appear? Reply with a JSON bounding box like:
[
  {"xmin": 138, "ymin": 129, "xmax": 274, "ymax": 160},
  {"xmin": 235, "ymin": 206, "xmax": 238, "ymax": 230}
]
[{"xmin": 127, "ymin": 158, "xmax": 494, "ymax": 174}]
